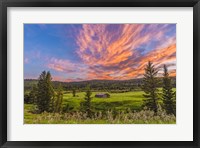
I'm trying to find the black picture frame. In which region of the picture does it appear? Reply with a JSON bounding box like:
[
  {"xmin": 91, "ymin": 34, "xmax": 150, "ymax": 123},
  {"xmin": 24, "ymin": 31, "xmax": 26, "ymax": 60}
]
[{"xmin": 0, "ymin": 0, "xmax": 200, "ymax": 147}]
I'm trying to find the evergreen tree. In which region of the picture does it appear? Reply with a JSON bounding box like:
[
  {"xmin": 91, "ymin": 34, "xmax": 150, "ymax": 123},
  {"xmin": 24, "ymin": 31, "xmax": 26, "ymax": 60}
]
[
  {"xmin": 24, "ymin": 94, "xmax": 31, "ymax": 104},
  {"xmin": 141, "ymin": 61, "xmax": 159, "ymax": 113},
  {"xmin": 72, "ymin": 88, "xmax": 76, "ymax": 97},
  {"xmin": 24, "ymin": 85, "xmax": 37, "ymax": 104},
  {"xmin": 28, "ymin": 85, "xmax": 38, "ymax": 104},
  {"xmin": 53, "ymin": 84, "xmax": 63, "ymax": 113},
  {"xmin": 83, "ymin": 85, "xmax": 92, "ymax": 118},
  {"xmin": 36, "ymin": 71, "xmax": 54, "ymax": 113},
  {"xmin": 162, "ymin": 64, "xmax": 176, "ymax": 115}
]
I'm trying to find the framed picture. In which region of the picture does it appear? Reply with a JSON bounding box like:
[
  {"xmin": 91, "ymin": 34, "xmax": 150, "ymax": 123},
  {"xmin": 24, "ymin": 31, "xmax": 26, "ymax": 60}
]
[{"xmin": 0, "ymin": 0, "xmax": 199, "ymax": 147}]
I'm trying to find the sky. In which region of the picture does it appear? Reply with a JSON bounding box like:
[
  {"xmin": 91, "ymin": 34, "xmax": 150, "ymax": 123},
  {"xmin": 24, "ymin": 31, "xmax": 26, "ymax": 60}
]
[{"xmin": 24, "ymin": 24, "xmax": 176, "ymax": 82}]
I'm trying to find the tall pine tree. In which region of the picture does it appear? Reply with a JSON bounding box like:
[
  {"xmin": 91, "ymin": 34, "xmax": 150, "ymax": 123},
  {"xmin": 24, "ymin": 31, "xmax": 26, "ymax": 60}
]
[
  {"xmin": 53, "ymin": 84, "xmax": 63, "ymax": 113},
  {"xmin": 141, "ymin": 61, "xmax": 159, "ymax": 113},
  {"xmin": 83, "ymin": 85, "xmax": 92, "ymax": 118},
  {"xmin": 28, "ymin": 85, "xmax": 38, "ymax": 104},
  {"xmin": 36, "ymin": 71, "xmax": 54, "ymax": 113},
  {"xmin": 162, "ymin": 64, "xmax": 176, "ymax": 115},
  {"xmin": 72, "ymin": 88, "xmax": 76, "ymax": 97}
]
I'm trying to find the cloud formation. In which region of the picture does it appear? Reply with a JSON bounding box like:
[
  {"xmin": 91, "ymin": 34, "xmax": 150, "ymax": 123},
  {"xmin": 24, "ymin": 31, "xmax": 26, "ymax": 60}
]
[
  {"xmin": 48, "ymin": 58, "xmax": 76, "ymax": 72},
  {"xmin": 43, "ymin": 24, "xmax": 176, "ymax": 81}
]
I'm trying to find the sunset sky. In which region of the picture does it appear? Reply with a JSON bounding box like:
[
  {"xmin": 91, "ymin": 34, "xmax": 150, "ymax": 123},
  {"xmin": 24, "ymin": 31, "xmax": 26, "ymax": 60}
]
[{"xmin": 24, "ymin": 24, "xmax": 176, "ymax": 82}]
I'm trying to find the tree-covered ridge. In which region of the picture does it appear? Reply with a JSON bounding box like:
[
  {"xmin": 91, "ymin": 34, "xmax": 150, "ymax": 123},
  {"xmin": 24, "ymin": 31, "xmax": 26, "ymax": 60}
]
[{"xmin": 25, "ymin": 77, "xmax": 176, "ymax": 92}]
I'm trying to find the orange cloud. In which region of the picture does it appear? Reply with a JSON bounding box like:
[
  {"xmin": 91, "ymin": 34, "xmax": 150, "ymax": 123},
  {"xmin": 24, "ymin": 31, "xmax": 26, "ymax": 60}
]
[
  {"xmin": 74, "ymin": 24, "xmax": 176, "ymax": 81},
  {"xmin": 124, "ymin": 44, "xmax": 176, "ymax": 79},
  {"xmin": 48, "ymin": 24, "xmax": 176, "ymax": 82}
]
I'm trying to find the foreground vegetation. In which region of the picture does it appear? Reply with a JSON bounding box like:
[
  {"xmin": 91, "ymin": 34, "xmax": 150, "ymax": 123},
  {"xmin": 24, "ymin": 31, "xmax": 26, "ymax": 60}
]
[
  {"xmin": 24, "ymin": 89, "xmax": 176, "ymax": 124},
  {"xmin": 24, "ymin": 62, "xmax": 176, "ymax": 124},
  {"xmin": 25, "ymin": 104, "xmax": 176, "ymax": 124}
]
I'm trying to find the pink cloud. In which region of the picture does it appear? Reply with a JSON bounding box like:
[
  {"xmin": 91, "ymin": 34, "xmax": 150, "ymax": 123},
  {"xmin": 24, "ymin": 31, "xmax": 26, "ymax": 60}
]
[
  {"xmin": 45, "ymin": 24, "xmax": 176, "ymax": 82},
  {"xmin": 47, "ymin": 58, "xmax": 76, "ymax": 72},
  {"xmin": 74, "ymin": 24, "xmax": 176, "ymax": 81}
]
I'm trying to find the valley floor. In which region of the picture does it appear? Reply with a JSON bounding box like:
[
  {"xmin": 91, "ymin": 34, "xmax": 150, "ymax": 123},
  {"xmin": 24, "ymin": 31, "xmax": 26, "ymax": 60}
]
[{"xmin": 24, "ymin": 89, "xmax": 176, "ymax": 124}]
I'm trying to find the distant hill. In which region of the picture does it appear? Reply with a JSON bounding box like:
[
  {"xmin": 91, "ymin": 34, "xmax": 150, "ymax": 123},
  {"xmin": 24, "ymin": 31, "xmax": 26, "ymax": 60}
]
[{"xmin": 24, "ymin": 77, "xmax": 176, "ymax": 92}]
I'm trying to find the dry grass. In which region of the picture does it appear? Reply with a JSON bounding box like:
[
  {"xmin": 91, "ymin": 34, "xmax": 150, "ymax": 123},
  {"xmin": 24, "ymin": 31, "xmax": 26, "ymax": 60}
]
[{"xmin": 25, "ymin": 107, "xmax": 176, "ymax": 124}]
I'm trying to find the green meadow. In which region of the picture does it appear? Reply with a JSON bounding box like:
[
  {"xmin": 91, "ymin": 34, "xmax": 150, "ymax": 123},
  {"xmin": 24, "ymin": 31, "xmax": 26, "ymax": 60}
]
[
  {"xmin": 24, "ymin": 89, "xmax": 176, "ymax": 124},
  {"xmin": 62, "ymin": 91, "xmax": 144, "ymax": 111}
]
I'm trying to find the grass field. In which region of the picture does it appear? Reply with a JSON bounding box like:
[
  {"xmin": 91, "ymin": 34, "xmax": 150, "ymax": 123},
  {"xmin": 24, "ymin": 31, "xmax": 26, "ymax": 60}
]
[
  {"xmin": 24, "ymin": 89, "xmax": 176, "ymax": 124},
  {"xmin": 62, "ymin": 91, "xmax": 145, "ymax": 112}
]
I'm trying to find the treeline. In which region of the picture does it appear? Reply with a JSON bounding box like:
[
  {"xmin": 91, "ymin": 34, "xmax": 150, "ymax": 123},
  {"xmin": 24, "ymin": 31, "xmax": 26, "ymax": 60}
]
[{"xmin": 24, "ymin": 77, "xmax": 176, "ymax": 93}]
